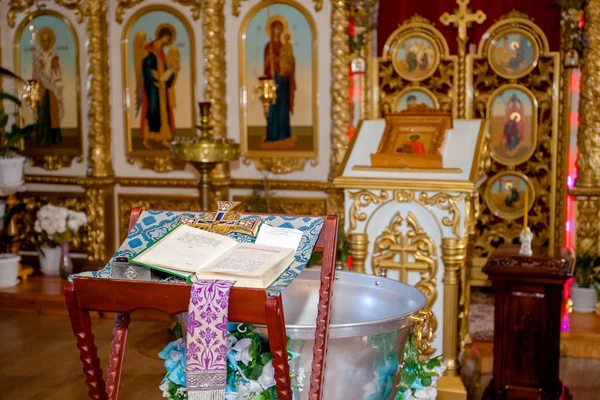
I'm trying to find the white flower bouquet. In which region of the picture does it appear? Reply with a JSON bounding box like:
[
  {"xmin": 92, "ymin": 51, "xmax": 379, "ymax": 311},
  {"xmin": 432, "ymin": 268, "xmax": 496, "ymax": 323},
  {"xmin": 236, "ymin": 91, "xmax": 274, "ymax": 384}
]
[{"xmin": 34, "ymin": 204, "xmax": 87, "ymax": 247}]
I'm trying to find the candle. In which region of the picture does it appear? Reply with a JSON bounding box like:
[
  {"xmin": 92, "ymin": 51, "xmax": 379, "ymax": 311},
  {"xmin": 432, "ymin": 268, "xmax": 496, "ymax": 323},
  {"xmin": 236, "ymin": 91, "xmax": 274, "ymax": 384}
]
[{"xmin": 523, "ymin": 186, "xmax": 528, "ymax": 230}]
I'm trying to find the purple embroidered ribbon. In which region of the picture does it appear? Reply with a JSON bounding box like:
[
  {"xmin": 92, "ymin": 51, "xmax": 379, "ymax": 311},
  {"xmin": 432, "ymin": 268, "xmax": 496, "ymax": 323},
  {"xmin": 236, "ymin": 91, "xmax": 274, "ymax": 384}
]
[{"xmin": 186, "ymin": 280, "xmax": 235, "ymax": 400}]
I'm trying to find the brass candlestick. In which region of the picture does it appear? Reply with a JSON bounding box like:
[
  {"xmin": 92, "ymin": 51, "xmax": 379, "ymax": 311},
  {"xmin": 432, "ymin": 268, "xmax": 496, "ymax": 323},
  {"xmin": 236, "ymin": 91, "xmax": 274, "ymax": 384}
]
[
  {"xmin": 254, "ymin": 76, "xmax": 277, "ymax": 118},
  {"xmin": 170, "ymin": 102, "xmax": 239, "ymax": 210}
]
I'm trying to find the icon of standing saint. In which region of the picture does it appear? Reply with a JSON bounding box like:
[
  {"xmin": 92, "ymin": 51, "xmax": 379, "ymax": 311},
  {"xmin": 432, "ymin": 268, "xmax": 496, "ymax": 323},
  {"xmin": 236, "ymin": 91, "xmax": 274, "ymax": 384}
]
[
  {"xmin": 133, "ymin": 23, "xmax": 180, "ymax": 149},
  {"xmin": 32, "ymin": 26, "xmax": 64, "ymax": 146},
  {"xmin": 261, "ymin": 15, "xmax": 298, "ymax": 150}
]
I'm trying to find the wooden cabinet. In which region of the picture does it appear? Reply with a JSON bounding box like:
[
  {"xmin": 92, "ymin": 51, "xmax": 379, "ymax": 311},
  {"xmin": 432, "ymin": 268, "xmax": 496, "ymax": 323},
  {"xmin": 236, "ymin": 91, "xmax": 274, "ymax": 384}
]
[{"xmin": 482, "ymin": 245, "xmax": 573, "ymax": 400}]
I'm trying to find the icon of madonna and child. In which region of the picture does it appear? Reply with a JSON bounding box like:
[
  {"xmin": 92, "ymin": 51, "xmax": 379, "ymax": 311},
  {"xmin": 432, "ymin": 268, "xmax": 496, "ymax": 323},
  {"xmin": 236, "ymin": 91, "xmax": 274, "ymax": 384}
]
[{"xmin": 244, "ymin": 6, "xmax": 315, "ymax": 154}]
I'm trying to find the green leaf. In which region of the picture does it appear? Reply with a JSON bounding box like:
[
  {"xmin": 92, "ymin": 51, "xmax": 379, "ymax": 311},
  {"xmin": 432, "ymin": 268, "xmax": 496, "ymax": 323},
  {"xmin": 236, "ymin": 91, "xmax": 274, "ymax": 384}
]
[
  {"xmin": 0, "ymin": 92, "xmax": 22, "ymax": 107},
  {"xmin": 0, "ymin": 113, "xmax": 8, "ymax": 129},
  {"xmin": 260, "ymin": 352, "xmax": 273, "ymax": 365},
  {"xmin": 250, "ymin": 396, "xmax": 265, "ymax": 400},
  {"xmin": 421, "ymin": 376, "xmax": 432, "ymax": 387},
  {"xmin": 0, "ymin": 67, "xmax": 25, "ymax": 83},
  {"xmin": 400, "ymin": 369, "xmax": 416, "ymax": 387}
]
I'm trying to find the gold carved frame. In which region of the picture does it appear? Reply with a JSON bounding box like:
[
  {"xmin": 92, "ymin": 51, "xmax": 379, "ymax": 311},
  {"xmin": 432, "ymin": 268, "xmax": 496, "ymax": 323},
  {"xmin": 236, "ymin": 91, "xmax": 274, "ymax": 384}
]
[
  {"xmin": 467, "ymin": 11, "xmax": 561, "ymax": 260},
  {"xmin": 120, "ymin": 4, "xmax": 197, "ymax": 172},
  {"xmin": 13, "ymin": 9, "xmax": 84, "ymax": 170},
  {"xmin": 373, "ymin": 15, "xmax": 458, "ymax": 119},
  {"xmin": 238, "ymin": 0, "xmax": 319, "ymax": 174}
]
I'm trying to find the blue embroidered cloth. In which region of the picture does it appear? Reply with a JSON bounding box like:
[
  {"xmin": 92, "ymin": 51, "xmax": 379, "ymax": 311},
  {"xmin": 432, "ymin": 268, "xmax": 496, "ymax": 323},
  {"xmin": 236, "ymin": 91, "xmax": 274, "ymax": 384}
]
[{"xmin": 74, "ymin": 210, "xmax": 324, "ymax": 296}]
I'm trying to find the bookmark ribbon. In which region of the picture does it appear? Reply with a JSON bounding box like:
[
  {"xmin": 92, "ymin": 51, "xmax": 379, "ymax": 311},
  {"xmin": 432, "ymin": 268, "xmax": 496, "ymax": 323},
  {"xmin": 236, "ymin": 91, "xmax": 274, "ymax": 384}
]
[{"xmin": 186, "ymin": 280, "xmax": 235, "ymax": 400}]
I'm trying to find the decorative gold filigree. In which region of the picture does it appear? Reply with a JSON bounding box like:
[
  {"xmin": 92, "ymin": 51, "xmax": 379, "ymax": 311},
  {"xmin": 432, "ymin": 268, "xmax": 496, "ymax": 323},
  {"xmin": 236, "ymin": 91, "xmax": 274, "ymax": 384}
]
[
  {"xmin": 329, "ymin": 0, "xmax": 352, "ymax": 179},
  {"xmin": 8, "ymin": 1, "xmax": 84, "ymax": 27},
  {"xmin": 376, "ymin": 15, "xmax": 458, "ymax": 118},
  {"xmin": 25, "ymin": 154, "xmax": 83, "ymax": 170},
  {"xmin": 573, "ymin": 196, "xmax": 600, "ymax": 251},
  {"xmin": 470, "ymin": 13, "xmax": 559, "ymax": 257},
  {"xmin": 233, "ymin": 195, "xmax": 327, "ymax": 216},
  {"xmin": 116, "ymin": 0, "xmax": 201, "ymax": 23},
  {"xmin": 417, "ymin": 192, "xmax": 463, "ymax": 237},
  {"xmin": 577, "ymin": 0, "xmax": 600, "ymax": 187},
  {"xmin": 127, "ymin": 156, "xmax": 184, "ymax": 173},
  {"xmin": 232, "ymin": 0, "xmax": 321, "ymax": 16},
  {"xmin": 86, "ymin": 0, "xmax": 114, "ymax": 178},
  {"xmin": 242, "ymin": 157, "xmax": 316, "ymax": 175},
  {"xmin": 411, "ymin": 308, "xmax": 437, "ymax": 358},
  {"xmin": 347, "ymin": 190, "xmax": 390, "ymax": 231},
  {"xmin": 372, "ymin": 211, "xmax": 438, "ymax": 307}
]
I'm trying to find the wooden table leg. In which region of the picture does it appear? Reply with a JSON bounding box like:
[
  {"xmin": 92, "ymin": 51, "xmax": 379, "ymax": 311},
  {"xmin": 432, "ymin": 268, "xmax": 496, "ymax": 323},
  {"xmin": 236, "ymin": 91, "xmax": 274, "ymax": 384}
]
[
  {"xmin": 106, "ymin": 313, "xmax": 131, "ymax": 400},
  {"xmin": 64, "ymin": 283, "xmax": 107, "ymax": 400},
  {"xmin": 265, "ymin": 295, "xmax": 292, "ymax": 400}
]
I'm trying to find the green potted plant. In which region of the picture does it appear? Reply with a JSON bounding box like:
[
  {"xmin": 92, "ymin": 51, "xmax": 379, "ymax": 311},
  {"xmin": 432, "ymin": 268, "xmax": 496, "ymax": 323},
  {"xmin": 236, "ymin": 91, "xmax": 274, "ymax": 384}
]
[
  {"xmin": 0, "ymin": 67, "xmax": 36, "ymax": 187},
  {"xmin": 572, "ymin": 239, "xmax": 600, "ymax": 313}
]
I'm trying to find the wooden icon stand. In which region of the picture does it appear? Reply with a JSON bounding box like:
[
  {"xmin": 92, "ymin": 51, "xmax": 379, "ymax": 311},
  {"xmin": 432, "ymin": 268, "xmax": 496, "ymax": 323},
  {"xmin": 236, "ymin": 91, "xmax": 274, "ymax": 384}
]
[{"xmin": 64, "ymin": 208, "xmax": 339, "ymax": 400}]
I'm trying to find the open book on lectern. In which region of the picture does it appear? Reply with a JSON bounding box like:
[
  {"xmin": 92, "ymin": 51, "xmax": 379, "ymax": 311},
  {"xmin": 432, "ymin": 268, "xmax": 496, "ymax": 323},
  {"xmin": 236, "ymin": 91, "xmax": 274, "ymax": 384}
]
[{"xmin": 131, "ymin": 224, "xmax": 300, "ymax": 288}]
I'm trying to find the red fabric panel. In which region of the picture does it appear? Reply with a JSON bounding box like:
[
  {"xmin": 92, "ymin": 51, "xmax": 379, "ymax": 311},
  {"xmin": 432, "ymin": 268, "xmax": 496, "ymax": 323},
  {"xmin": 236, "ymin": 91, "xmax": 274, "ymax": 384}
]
[{"xmin": 376, "ymin": 0, "xmax": 561, "ymax": 56}]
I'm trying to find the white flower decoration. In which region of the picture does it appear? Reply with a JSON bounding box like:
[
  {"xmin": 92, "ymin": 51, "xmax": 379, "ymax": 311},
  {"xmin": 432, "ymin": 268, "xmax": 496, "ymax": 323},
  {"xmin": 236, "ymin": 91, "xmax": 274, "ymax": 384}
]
[
  {"xmin": 258, "ymin": 359, "xmax": 276, "ymax": 389},
  {"xmin": 232, "ymin": 338, "xmax": 254, "ymax": 366}
]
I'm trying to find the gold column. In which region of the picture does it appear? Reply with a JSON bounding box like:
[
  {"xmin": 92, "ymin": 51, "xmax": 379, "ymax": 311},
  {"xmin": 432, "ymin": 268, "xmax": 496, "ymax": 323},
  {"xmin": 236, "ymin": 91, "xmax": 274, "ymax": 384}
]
[
  {"xmin": 85, "ymin": 0, "xmax": 114, "ymax": 178},
  {"xmin": 329, "ymin": 0, "xmax": 352, "ymax": 180},
  {"xmin": 204, "ymin": 0, "xmax": 231, "ymax": 201},
  {"xmin": 83, "ymin": 179, "xmax": 116, "ymax": 268},
  {"xmin": 577, "ymin": 0, "xmax": 600, "ymax": 187},
  {"xmin": 574, "ymin": 195, "xmax": 600, "ymax": 248},
  {"xmin": 440, "ymin": 237, "xmax": 466, "ymax": 376},
  {"xmin": 347, "ymin": 233, "xmax": 368, "ymax": 274}
]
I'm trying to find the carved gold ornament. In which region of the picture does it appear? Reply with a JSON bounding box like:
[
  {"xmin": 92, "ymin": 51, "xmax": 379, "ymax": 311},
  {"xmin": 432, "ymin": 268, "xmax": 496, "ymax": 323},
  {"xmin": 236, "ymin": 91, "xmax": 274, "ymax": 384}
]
[
  {"xmin": 410, "ymin": 308, "xmax": 437, "ymax": 358},
  {"xmin": 372, "ymin": 211, "xmax": 438, "ymax": 307},
  {"xmin": 375, "ymin": 15, "xmax": 458, "ymax": 119},
  {"xmin": 8, "ymin": 0, "xmax": 84, "ymax": 28},
  {"xmin": 468, "ymin": 13, "xmax": 560, "ymax": 258},
  {"xmin": 116, "ymin": 0, "xmax": 202, "ymax": 23}
]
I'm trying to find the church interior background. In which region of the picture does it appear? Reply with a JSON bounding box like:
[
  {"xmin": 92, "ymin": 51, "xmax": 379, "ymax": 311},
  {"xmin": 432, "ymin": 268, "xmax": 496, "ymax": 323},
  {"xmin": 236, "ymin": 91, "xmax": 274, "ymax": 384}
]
[{"xmin": 0, "ymin": 0, "xmax": 599, "ymax": 399}]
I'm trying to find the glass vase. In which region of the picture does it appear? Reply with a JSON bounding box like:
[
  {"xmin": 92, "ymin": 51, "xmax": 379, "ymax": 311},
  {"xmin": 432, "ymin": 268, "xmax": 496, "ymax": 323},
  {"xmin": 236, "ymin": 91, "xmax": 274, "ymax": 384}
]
[{"xmin": 59, "ymin": 242, "xmax": 73, "ymax": 279}]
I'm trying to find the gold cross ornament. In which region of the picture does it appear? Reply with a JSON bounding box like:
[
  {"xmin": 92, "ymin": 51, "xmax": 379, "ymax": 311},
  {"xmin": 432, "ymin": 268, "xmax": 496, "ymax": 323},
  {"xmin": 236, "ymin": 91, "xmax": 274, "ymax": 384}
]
[
  {"xmin": 440, "ymin": 0, "xmax": 486, "ymax": 44},
  {"xmin": 178, "ymin": 201, "xmax": 262, "ymax": 237}
]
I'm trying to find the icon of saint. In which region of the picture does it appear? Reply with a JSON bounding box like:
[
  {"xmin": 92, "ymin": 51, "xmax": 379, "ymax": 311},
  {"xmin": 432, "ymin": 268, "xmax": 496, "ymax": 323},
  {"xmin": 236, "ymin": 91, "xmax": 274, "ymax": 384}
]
[
  {"xmin": 396, "ymin": 134, "xmax": 426, "ymax": 154},
  {"xmin": 504, "ymin": 181, "xmax": 520, "ymax": 208},
  {"xmin": 32, "ymin": 26, "xmax": 63, "ymax": 146},
  {"xmin": 263, "ymin": 16, "xmax": 296, "ymax": 144},
  {"xmin": 503, "ymin": 94, "xmax": 525, "ymax": 153},
  {"xmin": 134, "ymin": 23, "xmax": 179, "ymax": 149}
]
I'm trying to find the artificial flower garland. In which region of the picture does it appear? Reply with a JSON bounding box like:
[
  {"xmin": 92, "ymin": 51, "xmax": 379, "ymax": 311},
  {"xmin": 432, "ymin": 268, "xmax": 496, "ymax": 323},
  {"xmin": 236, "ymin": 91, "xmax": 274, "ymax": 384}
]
[{"xmin": 160, "ymin": 322, "xmax": 443, "ymax": 400}]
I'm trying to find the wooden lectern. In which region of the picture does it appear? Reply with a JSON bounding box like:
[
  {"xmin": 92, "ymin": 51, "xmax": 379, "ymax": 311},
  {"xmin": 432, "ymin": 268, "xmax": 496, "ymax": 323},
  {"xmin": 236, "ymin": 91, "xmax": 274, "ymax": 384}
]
[
  {"xmin": 64, "ymin": 208, "xmax": 339, "ymax": 400},
  {"xmin": 482, "ymin": 245, "xmax": 573, "ymax": 400}
]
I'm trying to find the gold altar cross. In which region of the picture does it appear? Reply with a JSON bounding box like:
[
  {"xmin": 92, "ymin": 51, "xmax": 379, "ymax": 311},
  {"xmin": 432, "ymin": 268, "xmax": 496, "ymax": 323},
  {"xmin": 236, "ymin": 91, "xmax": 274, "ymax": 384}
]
[
  {"xmin": 375, "ymin": 235, "xmax": 430, "ymax": 283},
  {"xmin": 178, "ymin": 201, "xmax": 262, "ymax": 237},
  {"xmin": 440, "ymin": 0, "xmax": 486, "ymax": 44}
]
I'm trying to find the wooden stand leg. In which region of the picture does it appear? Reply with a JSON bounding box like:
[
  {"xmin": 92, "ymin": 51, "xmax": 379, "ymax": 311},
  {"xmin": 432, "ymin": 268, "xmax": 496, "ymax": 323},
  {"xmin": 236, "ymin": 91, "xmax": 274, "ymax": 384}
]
[
  {"xmin": 64, "ymin": 283, "xmax": 107, "ymax": 400},
  {"xmin": 265, "ymin": 296, "xmax": 292, "ymax": 400},
  {"xmin": 106, "ymin": 313, "xmax": 131, "ymax": 400}
]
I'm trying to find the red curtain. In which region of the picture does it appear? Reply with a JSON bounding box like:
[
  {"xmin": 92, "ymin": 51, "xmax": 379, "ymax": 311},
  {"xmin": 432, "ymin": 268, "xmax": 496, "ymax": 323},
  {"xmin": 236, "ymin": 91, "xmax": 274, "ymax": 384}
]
[{"xmin": 376, "ymin": 0, "xmax": 561, "ymax": 56}]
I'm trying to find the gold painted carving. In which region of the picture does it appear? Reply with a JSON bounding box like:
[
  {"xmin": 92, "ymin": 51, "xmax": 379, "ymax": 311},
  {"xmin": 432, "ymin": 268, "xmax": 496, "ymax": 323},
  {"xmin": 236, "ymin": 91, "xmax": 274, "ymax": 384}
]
[
  {"xmin": 233, "ymin": 195, "xmax": 327, "ymax": 216},
  {"xmin": 232, "ymin": 0, "xmax": 321, "ymax": 17},
  {"xmin": 577, "ymin": 0, "xmax": 600, "ymax": 187},
  {"xmin": 348, "ymin": 190, "xmax": 390, "ymax": 231},
  {"xmin": 26, "ymin": 154, "xmax": 84, "ymax": 170},
  {"xmin": 127, "ymin": 156, "xmax": 183, "ymax": 173},
  {"xmin": 372, "ymin": 211, "xmax": 438, "ymax": 307},
  {"xmin": 470, "ymin": 14, "xmax": 559, "ymax": 257},
  {"xmin": 573, "ymin": 196, "xmax": 600, "ymax": 251},
  {"xmin": 86, "ymin": 0, "xmax": 114, "ymax": 178},
  {"xmin": 7, "ymin": 0, "xmax": 84, "ymax": 27},
  {"xmin": 411, "ymin": 308, "xmax": 437, "ymax": 358},
  {"xmin": 417, "ymin": 192, "xmax": 463, "ymax": 237},
  {"xmin": 329, "ymin": 0, "xmax": 352, "ymax": 179},
  {"xmin": 440, "ymin": 0, "xmax": 486, "ymax": 118},
  {"xmin": 242, "ymin": 158, "xmax": 317, "ymax": 175},
  {"xmin": 116, "ymin": 0, "xmax": 202, "ymax": 23},
  {"xmin": 83, "ymin": 179, "xmax": 116, "ymax": 264},
  {"xmin": 376, "ymin": 15, "xmax": 458, "ymax": 118}
]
